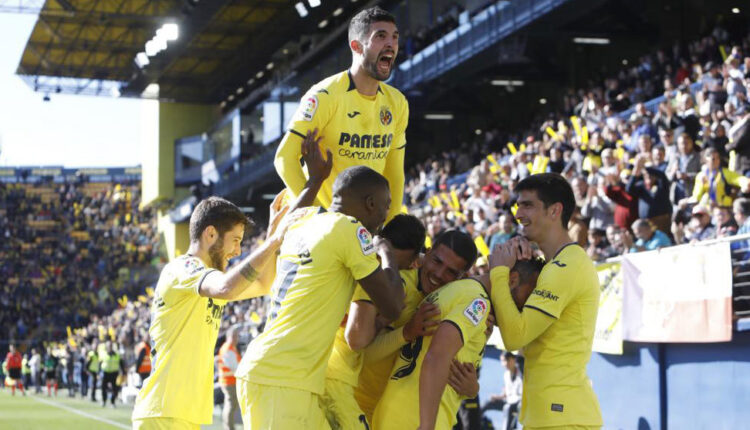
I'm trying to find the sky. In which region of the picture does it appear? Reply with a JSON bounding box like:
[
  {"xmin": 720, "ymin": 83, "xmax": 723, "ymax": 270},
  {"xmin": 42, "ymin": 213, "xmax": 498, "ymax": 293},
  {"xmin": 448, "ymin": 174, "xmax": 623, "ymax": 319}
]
[{"xmin": 0, "ymin": 12, "xmax": 144, "ymax": 168}]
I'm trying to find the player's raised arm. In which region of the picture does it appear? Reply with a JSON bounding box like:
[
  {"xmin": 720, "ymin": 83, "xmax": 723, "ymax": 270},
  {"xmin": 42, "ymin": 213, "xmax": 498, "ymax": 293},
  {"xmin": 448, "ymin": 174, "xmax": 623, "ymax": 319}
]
[
  {"xmin": 487, "ymin": 238, "xmax": 554, "ymax": 351},
  {"xmin": 275, "ymin": 90, "xmax": 333, "ymax": 200},
  {"xmin": 201, "ymin": 130, "xmax": 332, "ymax": 301},
  {"xmin": 357, "ymin": 236, "xmax": 404, "ymax": 321}
]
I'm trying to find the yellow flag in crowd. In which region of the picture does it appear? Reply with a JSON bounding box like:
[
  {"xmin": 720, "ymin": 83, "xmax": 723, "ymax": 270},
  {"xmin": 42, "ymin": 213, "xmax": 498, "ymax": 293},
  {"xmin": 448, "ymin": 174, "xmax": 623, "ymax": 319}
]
[
  {"xmin": 582, "ymin": 126, "xmax": 590, "ymax": 144},
  {"xmin": 425, "ymin": 235, "xmax": 433, "ymax": 250},
  {"xmin": 450, "ymin": 190, "xmax": 460, "ymax": 209},
  {"xmin": 250, "ymin": 312, "xmax": 261, "ymax": 324},
  {"xmin": 145, "ymin": 287, "xmax": 154, "ymax": 297},
  {"xmin": 519, "ymin": 143, "xmax": 527, "ymax": 152},
  {"xmin": 117, "ymin": 295, "xmax": 128, "ymax": 308},
  {"xmin": 138, "ymin": 295, "xmax": 148, "ymax": 303},
  {"xmin": 474, "ymin": 236, "xmax": 490, "ymax": 257},
  {"xmin": 719, "ymin": 45, "xmax": 728, "ymax": 61},
  {"xmin": 545, "ymin": 127, "xmax": 561, "ymax": 142},
  {"xmin": 531, "ymin": 155, "xmax": 549, "ymax": 174},
  {"xmin": 507, "ymin": 142, "xmax": 518, "ymax": 155},
  {"xmin": 511, "ymin": 203, "xmax": 518, "ymax": 217},
  {"xmin": 401, "ymin": 205, "xmax": 409, "ymax": 214},
  {"xmin": 487, "ymin": 154, "xmax": 500, "ymax": 167},
  {"xmin": 616, "ymin": 147, "xmax": 625, "ymax": 160}
]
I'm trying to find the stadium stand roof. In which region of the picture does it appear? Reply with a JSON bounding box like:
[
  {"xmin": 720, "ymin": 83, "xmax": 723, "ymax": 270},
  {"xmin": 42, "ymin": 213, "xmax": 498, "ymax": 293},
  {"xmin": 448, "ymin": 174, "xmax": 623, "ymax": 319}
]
[{"xmin": 12, "ymin": 0, "xmax": 346, "ymax": 103}]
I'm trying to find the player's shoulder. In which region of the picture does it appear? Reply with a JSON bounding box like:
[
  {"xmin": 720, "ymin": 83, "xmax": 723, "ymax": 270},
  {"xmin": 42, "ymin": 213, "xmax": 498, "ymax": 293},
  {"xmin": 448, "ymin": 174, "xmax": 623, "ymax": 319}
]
[
  {"xmin": 307, "ymin": 71, "xmax": 349, "ymax": 97},
  {"xmin": 165, "ymin": 254, "xmax": 208, "ymax": 278},
  {"xmin": 545, "ymin": 243, "xmax": 593, "ymax": 273},
  {"xmin": 428, "ymin": 278, "xmax": 487, "ymax": 307},
  {"xmin": 379, "ymin": 81, "xmax": 408, "ymax": 108}
]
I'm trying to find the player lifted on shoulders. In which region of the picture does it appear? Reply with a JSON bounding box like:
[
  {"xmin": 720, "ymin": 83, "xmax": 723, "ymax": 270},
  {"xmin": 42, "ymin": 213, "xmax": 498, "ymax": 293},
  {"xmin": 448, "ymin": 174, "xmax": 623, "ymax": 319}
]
[{"xmin": 275, "ymin": 6, "xmax": 408, "ymax": 223}]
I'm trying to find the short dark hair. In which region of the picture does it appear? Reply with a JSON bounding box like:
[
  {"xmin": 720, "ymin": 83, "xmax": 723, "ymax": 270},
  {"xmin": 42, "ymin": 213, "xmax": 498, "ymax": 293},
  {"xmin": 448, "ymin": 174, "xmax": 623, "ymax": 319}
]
[
  {"xmin": 348, "ymin": 6, "xmax": 396, "ymax": 42},
  {"xmin": 380, "ymin": 214, "xmax": 426, "ymax": 252},
  {"xmin": 735, "ymin": 197, "xmax": 750, "ymax": 216},
  {"xmin": 503, "ymin": 351, "xmax": 516, "ymax": 361},
  {"xmin": 432, "ymin": 229, "xmax": 477, "ymax": 271},
  {"xmin": 511, "ymin": 257, "xmax": 545, "ymax": 287},
  {"xmin": 516, "ymin": 173, "xmax": 576, "ymax": 227},
  {"xmin": 189, "ymin": 196, "xmax": 253, "ymax": 242},
  {"xmin": 332, "ymin": 166, "xmax": 390, "ymax": 199}
]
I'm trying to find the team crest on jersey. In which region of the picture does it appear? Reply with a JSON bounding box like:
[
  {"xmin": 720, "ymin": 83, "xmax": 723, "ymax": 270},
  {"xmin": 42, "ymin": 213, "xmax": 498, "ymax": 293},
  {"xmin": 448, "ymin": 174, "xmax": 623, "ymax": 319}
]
[
  {"xmin": 301, "ymin": 95, "xmax": 318, "ymax": 121},
  {"xmin": 357, "ymin": 226, "xmax": 375, "ymax": 255},
  {"xmin": 463, "ymin": 298, "xmax": 488, "ymax": 326},
  {"xmin": 379, "ymin": 106, "xmax": 392, "ymax": 126}
]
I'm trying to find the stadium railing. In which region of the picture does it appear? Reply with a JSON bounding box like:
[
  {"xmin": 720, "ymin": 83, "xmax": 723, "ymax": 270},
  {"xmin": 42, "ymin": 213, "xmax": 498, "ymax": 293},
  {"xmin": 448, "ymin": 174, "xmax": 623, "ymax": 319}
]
[{"xmin": 393, "ymin": 0, "xmax": 571, "ymax": 91}]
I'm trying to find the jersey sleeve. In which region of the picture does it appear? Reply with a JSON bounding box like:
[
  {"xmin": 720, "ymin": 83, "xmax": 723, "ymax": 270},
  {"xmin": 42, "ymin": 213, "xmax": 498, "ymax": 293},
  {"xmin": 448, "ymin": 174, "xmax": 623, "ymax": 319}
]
[
  {"xmin": 440, "ymin": 285, "xmax": 489, "ymax": 345},
  {"xmin": 275, "ymin": 89, "xmax": 335, "ymax": 198},
  {"xmin": 352, "ymin": 284, "xmax": 372, "ymax": 302},
  {"xmin": 523, "ymin": 264, "xmax": 574, "ymax": 319},
  {"xmin": 334, "ymin": 219, "xmax": 380, "ymax": 281}
]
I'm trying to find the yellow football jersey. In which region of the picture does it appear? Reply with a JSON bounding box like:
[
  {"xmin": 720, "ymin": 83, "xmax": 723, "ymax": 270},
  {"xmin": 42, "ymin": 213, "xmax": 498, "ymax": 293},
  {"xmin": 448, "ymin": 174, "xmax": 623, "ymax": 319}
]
[
  {"xmin": 512, "ymin": 244, "xmax": 603, "ymax": 428},
  {"xmin": 354, "ymin": 268, "xmax": 424, "ymax": 418},
  {"xmin": 372, "ymin": 279, "xmax": 490, "ymax": 430},
  {"xmin": 276, "ymin": 71, "xmax": 409, "ymax": 221},
  {"xmin": 235, "ymin": 208, "xmax": 381, "ymax": 395},
  {"xmin": 132, "ymin": 255, "xmax": 225, "ymax": 425}
]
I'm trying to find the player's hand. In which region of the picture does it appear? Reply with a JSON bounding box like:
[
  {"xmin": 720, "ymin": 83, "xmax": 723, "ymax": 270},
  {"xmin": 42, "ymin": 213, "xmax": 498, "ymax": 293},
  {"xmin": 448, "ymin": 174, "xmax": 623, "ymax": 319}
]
[
  {"xmin": 301, "ymin": 128, "xmax": 333, "ymax": 185},
  {"xmin": 447, "ymin": 360, "xmax": 479, "ymax": 398},
  {"xmin": 269, "ymin": 207, "xmax": 306, "ymax": 245},
  {"xmin": 403, "ymin": 302, "xmax": 440, "ymax": 342},
  {"xmin": 373, "ymin": 235, "xmax": 397, "ymax": 267}
]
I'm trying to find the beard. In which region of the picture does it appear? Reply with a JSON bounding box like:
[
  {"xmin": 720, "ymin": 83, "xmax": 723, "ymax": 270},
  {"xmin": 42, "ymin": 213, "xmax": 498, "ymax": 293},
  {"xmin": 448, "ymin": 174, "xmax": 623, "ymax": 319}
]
[
  {"xmin": 363, "ymin": 51, "xmax": 393, "ymax": 81},
  {"xmin": 208, "ymin": 236, "xmax": 226, "ymax": 271}
]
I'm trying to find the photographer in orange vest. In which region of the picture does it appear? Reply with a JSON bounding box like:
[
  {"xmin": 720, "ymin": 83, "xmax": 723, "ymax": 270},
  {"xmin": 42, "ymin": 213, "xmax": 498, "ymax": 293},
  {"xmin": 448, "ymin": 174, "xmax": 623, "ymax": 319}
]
[
  {"xmin": 217, "ymin": 326, "xmax": 241, "ymax": 430},
  {"xmin": 134, "ymin": 333, "xmax": 152, "ymax": 387}
]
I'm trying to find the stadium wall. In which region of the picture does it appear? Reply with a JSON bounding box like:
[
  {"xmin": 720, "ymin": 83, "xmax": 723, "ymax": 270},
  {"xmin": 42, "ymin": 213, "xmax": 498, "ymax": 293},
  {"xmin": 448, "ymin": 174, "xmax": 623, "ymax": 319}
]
[
  {"xmin": 586, "ymin": 331, "xmax": 750, "ymax": 430},
  {"xmin": 142, "ymin": 101, "xmax": 217, "ymax": 259}
]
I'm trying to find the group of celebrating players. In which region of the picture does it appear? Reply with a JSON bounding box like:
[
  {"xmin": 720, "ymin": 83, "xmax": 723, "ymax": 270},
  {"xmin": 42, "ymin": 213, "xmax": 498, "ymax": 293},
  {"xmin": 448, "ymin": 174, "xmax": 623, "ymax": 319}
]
[{"xmin": 130, "ymin": 7, "xmax": 602, "ymax": 430}]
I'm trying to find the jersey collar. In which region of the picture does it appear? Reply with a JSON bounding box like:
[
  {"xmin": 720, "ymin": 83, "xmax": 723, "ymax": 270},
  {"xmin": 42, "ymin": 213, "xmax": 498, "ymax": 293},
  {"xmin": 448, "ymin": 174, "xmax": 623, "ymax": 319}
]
[{"xmin": 347, "ymin": 70, "xmax": 384, "ymax": 94}]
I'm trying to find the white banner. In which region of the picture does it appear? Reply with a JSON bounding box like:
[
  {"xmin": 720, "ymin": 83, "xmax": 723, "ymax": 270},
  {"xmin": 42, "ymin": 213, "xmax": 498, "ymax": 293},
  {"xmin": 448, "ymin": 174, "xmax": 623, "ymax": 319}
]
[{"xmin": 622, "ymin": 242, "xmax": 733, "ymax": 342}]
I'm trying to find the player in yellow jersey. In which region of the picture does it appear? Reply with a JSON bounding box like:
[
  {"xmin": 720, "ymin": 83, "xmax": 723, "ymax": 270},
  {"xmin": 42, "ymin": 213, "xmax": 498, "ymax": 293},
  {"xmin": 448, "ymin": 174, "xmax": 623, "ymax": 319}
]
[
  {"xmin": 488, "ymin": 173, "xmax": 603, "ymax": 430},
  {"xmin": 235, "ymin": 166, "xmax": 405, "ymax": 430},
  {"xmin": 275, "ymin": 6, "xmax": 408, "ymax": 223},
  {"xmin": 321, "ymin": 214, "xmax": 425, "ymax": 430},
  {"xmin": 354, "ymin": 230, "xmax": 482, "ymax": 423},
  {"xmin": 372, "ymin": 256, "xmax": 496, "ymax": 430},
  {"xmin": 132, "ymin": 134, "xmax": 332, "ymax": 430}
]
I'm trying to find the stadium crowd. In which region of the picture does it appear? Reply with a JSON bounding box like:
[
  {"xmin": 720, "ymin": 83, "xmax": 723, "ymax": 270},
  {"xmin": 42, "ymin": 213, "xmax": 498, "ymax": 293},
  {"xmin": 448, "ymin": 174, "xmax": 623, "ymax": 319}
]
[
  {"xmin": 0, "ymin": 180, "xmax": 161, "ymax": 346},
  {"xmin": 405, "ymin": 26, "xmax": 750, "ymax": 268}
]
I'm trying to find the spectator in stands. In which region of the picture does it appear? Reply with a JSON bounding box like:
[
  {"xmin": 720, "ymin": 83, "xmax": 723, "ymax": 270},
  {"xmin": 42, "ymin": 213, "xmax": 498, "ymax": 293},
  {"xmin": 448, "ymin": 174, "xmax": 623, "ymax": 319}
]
[
  {"xmin": 603, "ymin": 173, "xmax": 639, "ymax": 231},
  {"xmin": 623, "ymin": 219, "xmax": 672, "ymax": 253},
  {"xmin": 606, "ymin": 225, "xmax": 628, "ymax": 255},
  {"xmin": 488, "ymin": 212, "xmax": 518, "ymax": 250},
  {"xmin": 666, "ymin": 133, "xmax": 702, "ymax": 205},
  {"xmin": 688, "ymin": 147, "xmax": 750, "ymax": 208},
  {"xmin": 581, "ymin": 180, "xmax": 615, "ymax": 230},
  {"xmin": 133, "ymin": 333, "xmax": 151, "ymax": 387},
  {"xmin": 732, "ymin": 198, "xmax": 750, "ymax": 258},
  {"xmin": 714, "ymin": 205, "xmax": 738, "ymax": 238},
  {"xmin": 626, "ymin": 154, "xmax": 673, "ymax": 234},
  {"xmin": 587, "ymin": 228, "xmax": 614, "ymax": 262},
  {"xmin": 481, "ymin": 351, "xmax": 522, "ymax": 430},
  {"xmin": 674, "ymin": 205, "xmax": 716, "ymax": 244}
]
